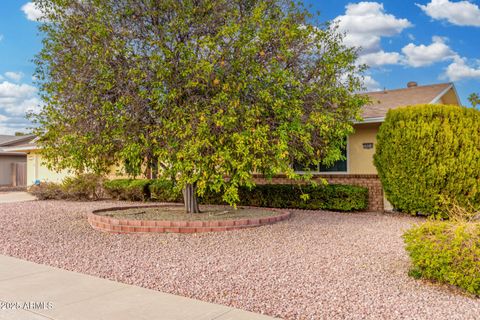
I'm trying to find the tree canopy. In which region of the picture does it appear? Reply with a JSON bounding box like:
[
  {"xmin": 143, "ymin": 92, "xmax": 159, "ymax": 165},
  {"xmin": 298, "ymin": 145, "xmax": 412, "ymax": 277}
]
[
  {"xmin": 32, "ymin": 0, "xmax": 368, "ymax": 212},
  {"xmin": 469, "ymin": 93, "xmax": 479, "ymax": 108}
]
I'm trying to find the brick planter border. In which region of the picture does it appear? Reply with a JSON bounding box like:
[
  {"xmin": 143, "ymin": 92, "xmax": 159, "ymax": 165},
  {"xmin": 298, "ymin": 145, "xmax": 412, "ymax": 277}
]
[{"xmin": 88, "ymin": 205, "xmax": 291, "ymax": 234}]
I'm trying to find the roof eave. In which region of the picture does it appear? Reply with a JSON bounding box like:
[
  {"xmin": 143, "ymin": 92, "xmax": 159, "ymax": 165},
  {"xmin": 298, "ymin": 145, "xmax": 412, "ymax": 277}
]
[
  {"xmin": 429, "ymin": 83, "xmax": 455, "ymax": 104},
  {"xmin": 0, "ymin": 151, "xmax": 26, "ymax": 156},
  {"xmin": 355, "ymin": 117, "xmax": 385, "ymax": 124},
  {"xmin": 2, "ymin": 145, "xmax": 39, "ymax": 152},
  {"xmin": 0, "ymin": 134, "xmax": 36, "ymax": 147}
]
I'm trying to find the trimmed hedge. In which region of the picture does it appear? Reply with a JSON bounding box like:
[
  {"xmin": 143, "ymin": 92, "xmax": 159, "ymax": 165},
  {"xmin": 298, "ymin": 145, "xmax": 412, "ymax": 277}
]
[
  {"xmin": 103, "ymin": 178, "xmax": 367, "ymax": 211},
  {"xmin": 201, "ymin": 184, "xmax": 368, "ymax": 211},
  {"xmin": 103, "ymin": 179, "xmax": 151, "ymax": 201},
  {"xmin": 200, "ymin": 184, "xmax": 368, "ymax": 211},
  {"xmin": 374, "ymin": 104, "xmax": 480, "ymax": 217},
  {"xmin": 403, "ymin": 221, "xmax": 480, "ymax": 295}
]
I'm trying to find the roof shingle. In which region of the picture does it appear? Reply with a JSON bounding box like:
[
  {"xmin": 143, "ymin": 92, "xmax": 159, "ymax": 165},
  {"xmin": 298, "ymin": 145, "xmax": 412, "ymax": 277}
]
[
  {"xmin": 0, "ymin": 135, "xmax": 36, "ymax": 147},
  {"xmin": 362, "ymin": 83, "xmax": 452, "ymax": 119}
]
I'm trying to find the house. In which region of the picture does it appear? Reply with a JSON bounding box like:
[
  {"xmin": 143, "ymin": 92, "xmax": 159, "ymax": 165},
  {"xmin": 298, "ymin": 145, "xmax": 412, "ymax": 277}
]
[
  {"xmin": 0, "ymin": 134, "xmax": 36, "ymax": 187},
  {"xmin": 253, "ymin": 82, "xmax": 461, "ymax": 211},
  {"xmin": 5, "ymin": 82, "xmax": 461, "ymax": 210}
]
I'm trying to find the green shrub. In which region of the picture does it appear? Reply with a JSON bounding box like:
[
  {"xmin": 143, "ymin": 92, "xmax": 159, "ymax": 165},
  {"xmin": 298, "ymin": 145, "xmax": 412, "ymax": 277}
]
[
  {"xmin": 103, "ymin": 178, "xmax": 367, "ymax": 210},
  {"xmin": 200, "ymin": 184, "xmax": 368, "ymax": 211},
  {"xmin": 103, "ymin": 179, "xmax": 151, "ymax": 201},
  {"xmin": 104, "ymin": 179, "xmax": 367, "ymax": 211},
  {"xmin": 28, "ymin": 174, "xmax": 105, "ymax": 200},
  {"xmin": 28, "ymin": 182, "xmax": 65, "ymax": 200},
  {"xmin": 403, "ymin": 221, "xmax": 480, "ymax": 295},
  {"xmin": 374, "ymin": 104, "xmax": 480, "ymax": 217},
  {"xmin": 149, "ymin": 179, "xmax": 182, "ymax": 202},
  {"xmin": 62, "ymin": 173, "xmax": 105, "ymax": 200}
]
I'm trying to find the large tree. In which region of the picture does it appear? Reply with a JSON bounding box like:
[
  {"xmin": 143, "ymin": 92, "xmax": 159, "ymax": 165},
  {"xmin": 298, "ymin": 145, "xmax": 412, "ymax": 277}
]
[{"xmin": 32, "ymin": 0, "xmax": 368, "ymax": 213}]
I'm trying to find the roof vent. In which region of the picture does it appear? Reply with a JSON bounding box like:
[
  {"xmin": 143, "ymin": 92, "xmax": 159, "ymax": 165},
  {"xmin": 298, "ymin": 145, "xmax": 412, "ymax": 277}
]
[{"xmin": 407, "ymin": 81, "xmax": 418, "ymax": 88}]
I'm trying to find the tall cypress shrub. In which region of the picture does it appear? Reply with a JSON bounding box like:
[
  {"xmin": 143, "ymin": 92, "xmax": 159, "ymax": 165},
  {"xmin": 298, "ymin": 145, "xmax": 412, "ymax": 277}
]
[{"xmin": 374, "ymin": 104, "xmax": 480, "ymax": 217}]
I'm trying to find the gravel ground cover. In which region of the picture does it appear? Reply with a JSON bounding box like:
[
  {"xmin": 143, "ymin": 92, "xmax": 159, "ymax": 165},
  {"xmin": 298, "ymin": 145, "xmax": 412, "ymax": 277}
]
[
  {"xmin": 1, "ymin": 200, "xmax": 479, "ymax": 319},
  {"xmin": 101, "ymin": 205, "xmax": 280, "ymax": 221}
]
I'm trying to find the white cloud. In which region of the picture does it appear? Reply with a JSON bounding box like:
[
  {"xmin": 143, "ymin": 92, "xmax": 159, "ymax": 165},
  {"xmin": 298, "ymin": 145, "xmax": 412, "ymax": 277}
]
[
  {"xmin": 402, "ymin": 36, "xmax": 457, "ymax": 67},
  {"xmin": 0, "ymin": 80, "xmax": 40, "ymax": 134},
  {"xmin": 417, "ymin": 0, "xmax": 480, "ymax": 27},
  {"xmin": 4, "ymin": 71, "xmax": 24, "ymax": 82},
  {"xmin": 444, "ymin": 56, "xmax": 480, "ymax": 81},
  {"xmin": 0, "ymin": 83, "xmax": 40, "ymax": 116},
  {"xmin": 363, "ymin": 75, "xmax": 382, "ymax": 91},
  {"xmin": 0, "ymin": 115, "xmax": 33, "ymax": 135},
  {"xmin": 357, "ymin": 51, "xmax": 402, "ymax": 67},
  {"xmin": 21, "ymin": 2, "xmax": 44, "ymax": 22},
  {"xmin": 335, "ymin": 2, "xmax": 412, "ymax": 53}
]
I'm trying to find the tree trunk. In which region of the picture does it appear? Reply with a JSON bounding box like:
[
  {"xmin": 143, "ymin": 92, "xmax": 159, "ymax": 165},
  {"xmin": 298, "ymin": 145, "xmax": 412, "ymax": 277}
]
[
  {"xmin": 151, "ymin": 157, "xmax": 159, "ymax": 179},
  {"xmin": 183, "ymin": 183, "xmax": 200, "ymax": 213}
]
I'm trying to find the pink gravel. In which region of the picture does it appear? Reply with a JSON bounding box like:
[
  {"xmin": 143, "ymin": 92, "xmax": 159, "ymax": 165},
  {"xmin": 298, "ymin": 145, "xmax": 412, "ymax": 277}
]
[{"xmin": 0, "ymin": 200, "xmax": 478, "ymax": 319}]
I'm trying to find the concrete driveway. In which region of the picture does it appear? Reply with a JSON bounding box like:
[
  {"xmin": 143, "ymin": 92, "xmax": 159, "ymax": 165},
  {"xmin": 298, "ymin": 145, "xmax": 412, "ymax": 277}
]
[{"xmin": 0, "ymin": 192, "xmax": 36, "ymax": 204}]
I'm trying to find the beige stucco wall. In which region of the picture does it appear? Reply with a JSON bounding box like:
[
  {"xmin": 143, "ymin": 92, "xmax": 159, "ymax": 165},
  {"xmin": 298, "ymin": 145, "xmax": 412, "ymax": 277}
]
[
  {"xmin": 107, "ymin": 164, "xmax": 130, "ymax": 179},
  {"xmin": 26, "ymin": 152, "xmax": 72, "ymax": 186},
  {"xmin": 25, "ymin": 151, "xmax": 132, "ymax": 185},
  {"xmin": 348, "ymin": 123, "xmax": 381, "ymax": 174}
]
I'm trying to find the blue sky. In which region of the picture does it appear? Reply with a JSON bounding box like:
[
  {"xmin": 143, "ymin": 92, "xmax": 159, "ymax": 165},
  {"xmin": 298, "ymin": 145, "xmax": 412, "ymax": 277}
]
[{"xmin": 0, "ymin": 0, "xmax": 479, "ymax": 134}]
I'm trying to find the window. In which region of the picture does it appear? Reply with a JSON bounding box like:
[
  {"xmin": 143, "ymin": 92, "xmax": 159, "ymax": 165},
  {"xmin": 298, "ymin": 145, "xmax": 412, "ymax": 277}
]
[
  {"xmin": 319, "ymin": 146, "xmax": 347, "ymax": 172},
  {"xmin": 293, "ymin": 142, "xmax": 348, "ymax": 173}
]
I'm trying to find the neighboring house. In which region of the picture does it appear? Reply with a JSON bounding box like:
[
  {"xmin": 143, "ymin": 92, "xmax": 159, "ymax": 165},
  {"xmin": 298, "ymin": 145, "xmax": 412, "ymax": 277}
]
[
  {"xmin": 0, "ymin": 135, "xmax": 36, "ymax": 186},
  {"xmin": 5, "ymin": 82, "xmax": 461, "ymax": 210},
  {"xmin": 3, "ymin": 138, "xmax": 72, "ymax": 186}
]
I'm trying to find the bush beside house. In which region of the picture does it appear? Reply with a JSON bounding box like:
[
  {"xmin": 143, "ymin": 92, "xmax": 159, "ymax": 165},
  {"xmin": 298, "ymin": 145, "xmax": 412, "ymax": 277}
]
[
  {"xmin": 200, "ymin": 184, "xmax": 368, "ymax": 211},
  {"xmin": 375, "ymin": 105, "xmax": 480, "ymax": 295},
  {"xmin": 102, "ymin": 179, "xmax": 151, "ymax": 201},
  {"xmin": 108, "ymin": 179, "xmax": 368, "ymax": 211},
  {"xmin": 149, "ymin": 179, "xmax": 182, "ymax": 202},
  {"xmin": 403, "ymin": 220, "xmax": 480, "ymax": 295},
  {"xmin": 29, "ymin": 174, "xmax": 104, "ymax": 200},
  {"xmin": 30, "ymin": 177, "xmax": 368, "ymax": 211},
  {"xmin": 374, "ymin": 104, "xmax": 480, "ymax": 217}
]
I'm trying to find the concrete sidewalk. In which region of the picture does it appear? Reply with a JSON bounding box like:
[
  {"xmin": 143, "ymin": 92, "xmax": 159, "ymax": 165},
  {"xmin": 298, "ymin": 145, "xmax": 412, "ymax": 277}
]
[
  {"xmin": 0, "ymin": 255, "xmax": 276, "ymax": 320},
  {"xmin": 0, "ymin": 192, "xmax": 36, "ymax": 204}
]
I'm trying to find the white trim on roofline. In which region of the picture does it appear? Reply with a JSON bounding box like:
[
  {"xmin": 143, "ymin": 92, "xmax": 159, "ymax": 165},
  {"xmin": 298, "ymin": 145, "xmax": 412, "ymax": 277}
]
[
  {"xmin": 450, "ymin": 85, "xmax": 462, "ymax": 106},
  {"xmin": 355, "ymin": 117, "xmax": 385, "ymax": 124},
  {"xmin": 2, "ymin": 145, "xmax": 39, "ymax": 152},
  {"xmin": 429, "ymin": 83, "xmax": 453, "ymax": 104}
]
